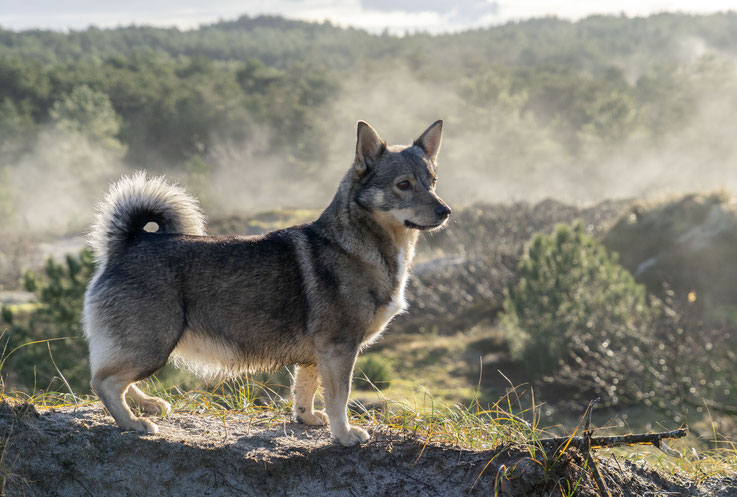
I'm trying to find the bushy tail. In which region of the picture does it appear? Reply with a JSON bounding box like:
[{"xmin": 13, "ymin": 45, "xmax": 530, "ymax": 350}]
[{"xmin": 89, "ymin": 171, "xmax": 206, "ymax": 263}]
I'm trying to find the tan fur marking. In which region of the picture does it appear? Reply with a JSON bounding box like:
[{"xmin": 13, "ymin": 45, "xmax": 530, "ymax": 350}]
[
  {"xmin": 91, "ymin": 367, "xmax": 159, "ymax": 434},
  {"xmin": 363, "ymin": 210, "xmax": 420, "ymax": 345},
  {"xmin": 292, "ymin": 364, "xmax": 328, "ymax": 426},
  {"xmin": 170, "ymin": 333, "xmax": 246, "ymax": 378},
  {"xmin": 127, "ymin": 384, "xmax": 171, "ymax": 415},
  {"xmin": 317, "ymin": 347, "xmax": 369, "ymax": 446}
]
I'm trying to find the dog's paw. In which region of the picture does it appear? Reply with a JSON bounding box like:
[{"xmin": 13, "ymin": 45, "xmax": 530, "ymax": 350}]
[
  {"xmin": 295, "ymin": 409, "xmax": 329, "ymax": 426},
  {"xmin": 138, "ymin": 398, "xmax": 171, "ymax": 416},
  {"xmin": 336, "ymin": 426, "xmax": 370, "ymax": 446},
  {"xmin": 123, "ymin": 417, "xmax": 159, "ymax": 435}
]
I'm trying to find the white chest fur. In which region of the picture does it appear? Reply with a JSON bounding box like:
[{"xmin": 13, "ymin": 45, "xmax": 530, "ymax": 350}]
[{"xmin": 362, "ymin": 245, "xmax": 414, "ymax": 346}]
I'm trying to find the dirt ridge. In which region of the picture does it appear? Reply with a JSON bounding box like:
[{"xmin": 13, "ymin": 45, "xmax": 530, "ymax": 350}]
[{"xmin": 2, "ymin": 401, "xmax": 733, "ymax": 497}]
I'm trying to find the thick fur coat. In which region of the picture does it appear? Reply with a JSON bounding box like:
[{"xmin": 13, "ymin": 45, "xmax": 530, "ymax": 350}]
[{"xmin": 83, "ymin": 120, "xmax": 450, "ymax": 446}]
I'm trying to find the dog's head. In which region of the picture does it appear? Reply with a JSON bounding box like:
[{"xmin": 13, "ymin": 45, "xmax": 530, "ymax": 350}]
[{"xmin": 351, "ymin": 120, "xmax": 451, "ymax": 232}]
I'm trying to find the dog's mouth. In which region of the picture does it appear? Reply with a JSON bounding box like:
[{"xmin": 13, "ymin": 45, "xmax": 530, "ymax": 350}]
[{"xmin": 404, "ymin": 220, "xmax": 447, "ymax": 231}]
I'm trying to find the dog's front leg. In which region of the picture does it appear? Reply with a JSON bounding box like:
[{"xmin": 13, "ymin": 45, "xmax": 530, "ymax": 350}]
[
  {"xmin": 292, "ymin": 364, "xmax": 329, "ymax": 425},
  {"xmin": 317, "ymin": 345, "xmax": 369, "ymax": 446}
]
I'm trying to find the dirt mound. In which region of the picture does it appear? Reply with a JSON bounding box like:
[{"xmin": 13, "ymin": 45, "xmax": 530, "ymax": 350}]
[
  {"xmin": 604, "ymin": 192, "xmax": 737, "ymax": 317},
  {"xmin": 1, "ymin": 401, "xmax": 729, "ymax": 497}
]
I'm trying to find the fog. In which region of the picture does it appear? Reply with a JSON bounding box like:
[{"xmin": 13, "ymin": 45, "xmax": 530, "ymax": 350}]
[
  {"xmin": 194, "ymin": 53, "xmax": 737, "ymax": 218},
  {"xmin": 2, "ymin": 37, "xmax": 737, "ymax": 235},
  {"xmin": 2, "ymin": 128, "xmax": 126, "ymax": 234}
]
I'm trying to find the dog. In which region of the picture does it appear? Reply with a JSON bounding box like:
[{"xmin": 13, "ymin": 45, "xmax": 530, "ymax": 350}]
[{"xmin": 83, "ymin": 120, "xmax": 450, "ymax": 446}]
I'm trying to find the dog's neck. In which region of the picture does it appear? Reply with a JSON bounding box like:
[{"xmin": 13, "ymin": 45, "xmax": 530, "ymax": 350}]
[
  {"xmin": 314, "ymin": 176, "xmax": 419, "ymax": 283},
  {"xmin": 370, "ymin": 210, "xmax": 419, "ymax": 252}
]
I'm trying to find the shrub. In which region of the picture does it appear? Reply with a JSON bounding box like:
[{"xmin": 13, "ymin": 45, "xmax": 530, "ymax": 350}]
[
  {"xmin": 1, "ymin": 249, "xmax": 95, "ymax": 393},
  {"xmin": 354, "ymin": 355, "xmax": 392, "ymax": 391},
  {"xmin": 499, "ymin": 222, "xmax": 737, "ymax": 413},
  {"xmin": 500, "ymin": 222, "xmax": 655, "ymax": 379}
]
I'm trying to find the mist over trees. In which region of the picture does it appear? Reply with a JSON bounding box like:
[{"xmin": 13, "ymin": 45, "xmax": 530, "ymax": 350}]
[{"xmin": 2, "ymin": 12, "xmax": 737, "ymax": 229}]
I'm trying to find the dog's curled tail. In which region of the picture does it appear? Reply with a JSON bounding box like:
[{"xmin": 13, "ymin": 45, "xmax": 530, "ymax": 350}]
[{"xmin": 89, "ymin": 171, "xmax": 206, "ymax": 263}]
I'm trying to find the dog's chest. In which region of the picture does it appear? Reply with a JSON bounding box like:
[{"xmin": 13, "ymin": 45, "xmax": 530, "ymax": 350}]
[{"xmin": 362, "ymin": 246, "xmax": 413, "ymax": 345}]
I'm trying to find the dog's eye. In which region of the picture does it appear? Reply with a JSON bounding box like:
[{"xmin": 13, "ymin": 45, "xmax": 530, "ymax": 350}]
[{"xmin": 396, "ymin": 180, "xmax": 411, "ymax": 191}]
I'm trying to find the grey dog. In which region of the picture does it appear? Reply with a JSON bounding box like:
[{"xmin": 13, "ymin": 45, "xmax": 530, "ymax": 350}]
[{"xmin": 83, "ymin": 120, "xmax": 450, "ymax": 446}]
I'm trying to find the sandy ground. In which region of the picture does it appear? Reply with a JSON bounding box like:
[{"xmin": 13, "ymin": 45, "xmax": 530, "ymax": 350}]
[{"xmin": 2, "ymin": 401, "xmax": 735, "ymax": 497}]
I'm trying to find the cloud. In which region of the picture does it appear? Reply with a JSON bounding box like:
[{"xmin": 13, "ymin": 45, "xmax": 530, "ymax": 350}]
[{"xmin": 359, "ymin": 0, "xmax": 499, "ymax": 21}]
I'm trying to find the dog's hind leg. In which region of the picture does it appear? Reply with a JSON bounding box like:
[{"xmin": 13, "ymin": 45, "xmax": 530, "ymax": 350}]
[
  {"xmin": 317, "ymin": 345, "xmax": 369, "ymax": 446},
  {"xmin": 292, "ymin": 364, "xmax": 328, "ymax": 426},
  {"xmin": 88, "ymin": 330, "xmax": 173, "ymax": 434},
  {"xmin": 127, "ymin": 383, "xmax": 172, "ymax": 416},
  {"xmin": 91, "ymin": 368, "xmax": 160, "ymax": 434},
  {"xmin": 84, "ymin": 274, "xmax": 183, "ymax": 434}
]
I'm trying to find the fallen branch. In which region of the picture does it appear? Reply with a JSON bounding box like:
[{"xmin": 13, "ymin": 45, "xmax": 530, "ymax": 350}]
[
  {"xmin": 536, "ymin": 428, "xmax": 686, "ymax": 455},
  {"xmin": 534, "ymin": 399, "xmax": 686, "ymax": 496}
]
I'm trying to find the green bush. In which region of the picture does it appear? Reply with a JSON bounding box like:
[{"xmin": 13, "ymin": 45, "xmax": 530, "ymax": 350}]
[
  {"xmin": 354, "ymin": 355, "xmax": 392, "ymax": 391},
  {"xmin": 500, "ymin": 222, "xmax": 655, "ymax": 379},
  {"xmin": 1, "ymin": 249, "xmax": 95, "ymax": 393}
]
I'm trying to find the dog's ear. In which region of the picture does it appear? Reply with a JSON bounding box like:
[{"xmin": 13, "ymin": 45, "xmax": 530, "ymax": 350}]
[
  {"xmin": 413, "ymin": 120, "xmax": 443, "ymax": 164},
  {"xmin": 355, "ymin": 121, "xmax": 386, "ymax": 175}
]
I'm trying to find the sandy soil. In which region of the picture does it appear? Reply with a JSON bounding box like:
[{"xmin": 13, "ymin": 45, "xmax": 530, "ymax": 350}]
[{"xmin": 2, "ymin": 401, "xmax": 734, "ymax": 497}]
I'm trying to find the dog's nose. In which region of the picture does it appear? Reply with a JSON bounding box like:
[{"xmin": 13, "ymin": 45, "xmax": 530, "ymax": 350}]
[{"xmin": 435, "ymin": 204, "xmax": 451, "ymax": 219}]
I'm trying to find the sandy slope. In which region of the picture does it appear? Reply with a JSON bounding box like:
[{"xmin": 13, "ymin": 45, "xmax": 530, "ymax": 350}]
[{"xmin": 2, "ymin": 401, "xmax": 734, "ymax": 497}]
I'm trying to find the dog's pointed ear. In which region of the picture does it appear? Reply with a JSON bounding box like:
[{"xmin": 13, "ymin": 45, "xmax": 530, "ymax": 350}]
[
  {"xmin": 413, "ymin": 120, "xmax": 443, "ymax": 164},
  {"xmin": 355, "ymin": 121, "xmax": 386, "ymax": 175}
]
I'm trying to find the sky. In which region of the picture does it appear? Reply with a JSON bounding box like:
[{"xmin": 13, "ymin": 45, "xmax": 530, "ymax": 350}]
[{"xmin": 1, "ymin": 1, "xmax": 735, "ymax": 34}]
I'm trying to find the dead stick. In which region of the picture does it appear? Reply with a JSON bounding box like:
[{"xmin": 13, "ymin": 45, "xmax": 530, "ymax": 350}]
[
  {"xmin": 581, "ymin": 399, "xmax": 611, "ymax": 497},
  {"xmin": 535, "ymin": 428, "xmax": 687, "ymax": 451},
  {"xmin": 583, "ymin": 398, "xmax": 598, "ymax": 434}
]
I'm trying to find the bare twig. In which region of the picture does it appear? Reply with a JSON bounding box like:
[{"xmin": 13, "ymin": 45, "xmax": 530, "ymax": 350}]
[
  {"xmin": 583, "ymin": 398, "xmax": 598, "ymax": 434},
  {"xmin": 580, "ymin": 399, "xmax": 611, "ymax": 497},
  {"xmin": 535, "ymin": 429, "xmax": 687, "ymax": 452}
]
